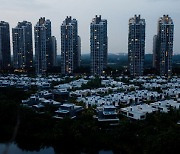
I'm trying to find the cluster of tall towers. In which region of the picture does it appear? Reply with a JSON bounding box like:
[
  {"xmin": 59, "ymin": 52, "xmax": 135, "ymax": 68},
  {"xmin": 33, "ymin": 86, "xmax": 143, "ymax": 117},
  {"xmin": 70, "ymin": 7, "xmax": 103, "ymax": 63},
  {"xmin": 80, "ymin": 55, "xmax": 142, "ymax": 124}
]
[
  {"xmin": 128, "ymin": 15, "xmax": 174, "ymax": 77},
  {"xmin": 0, "ymin": 18, "xmax": 57, "ymax": 75},
  {"xmin": 153, "ymin": 15, "xmax": 174, "ymax": 77},
  {"xmin": 34, "ymin": 17, "xmax": 57, "ymax": 74},
  {"xmin": 0, "ymin": 15, "xmax": 174, "ymax": 76}
]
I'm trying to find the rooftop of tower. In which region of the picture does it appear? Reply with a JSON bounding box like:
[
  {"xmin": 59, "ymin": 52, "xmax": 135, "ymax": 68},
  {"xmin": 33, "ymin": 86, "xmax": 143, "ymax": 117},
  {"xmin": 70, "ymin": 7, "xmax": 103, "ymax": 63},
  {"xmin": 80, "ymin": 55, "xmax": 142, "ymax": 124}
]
[
  {"xmin": 0, "ymin": 21, "xmax": 9, "ymax": 26},
  {"xmin": 14, "ymin": 21, "xmax": 32, "ymax": 28},
  {"xmin": 159, "ymin": 15, "xmax": 173, "ymax": 24},
  {"xmin": 91, "ymin": 15, "xmax": 107, "ymax": 25},
  {"xmin": 35, "ymin": 17, "xmax": 51, "ymax": 26},
  {"xmin": 61, "ymin": 16, "xmax": 77, "ymax": 26},
  {"xmin": 129, "ymin": 14, "xmax": 145, "ymax": 25}
]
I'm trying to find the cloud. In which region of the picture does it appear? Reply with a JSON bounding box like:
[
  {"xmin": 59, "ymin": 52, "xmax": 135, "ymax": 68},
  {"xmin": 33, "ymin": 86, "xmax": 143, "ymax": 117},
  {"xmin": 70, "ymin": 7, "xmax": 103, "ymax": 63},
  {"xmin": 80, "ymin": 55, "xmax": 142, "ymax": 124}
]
[
  {"xmin": 0, "ymin": 0, "xmax": 180, "ymax": 54},
  {"xmin": 0, "ymin": 0, "xmax": 48, "ymax": 10}
]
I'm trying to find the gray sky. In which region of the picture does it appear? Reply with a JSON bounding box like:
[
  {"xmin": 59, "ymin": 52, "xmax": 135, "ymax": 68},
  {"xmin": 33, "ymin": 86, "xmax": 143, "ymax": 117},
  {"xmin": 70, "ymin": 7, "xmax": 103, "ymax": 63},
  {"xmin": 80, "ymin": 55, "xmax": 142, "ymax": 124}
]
[{"xmin": 0, "ymin": 0, "xmax": 180, "ymax": 54}]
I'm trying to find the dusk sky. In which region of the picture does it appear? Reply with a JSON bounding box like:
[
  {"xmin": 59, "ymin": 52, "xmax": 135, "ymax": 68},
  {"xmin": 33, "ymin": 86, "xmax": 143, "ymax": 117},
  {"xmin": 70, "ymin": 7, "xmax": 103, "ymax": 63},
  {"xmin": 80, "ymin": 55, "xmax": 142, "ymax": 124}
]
[{"xmin": 0, "ymin": 0, "xmax": 180, "ymax": 54}]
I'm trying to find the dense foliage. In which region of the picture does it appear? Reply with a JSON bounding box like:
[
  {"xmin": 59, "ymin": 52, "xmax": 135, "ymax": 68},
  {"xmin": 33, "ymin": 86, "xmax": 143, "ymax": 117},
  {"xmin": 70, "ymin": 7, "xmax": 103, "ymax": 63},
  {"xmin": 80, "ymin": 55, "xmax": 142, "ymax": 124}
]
[{"xmin": 0, "ymin": 88, "xmax": 180, "ymax": 153}]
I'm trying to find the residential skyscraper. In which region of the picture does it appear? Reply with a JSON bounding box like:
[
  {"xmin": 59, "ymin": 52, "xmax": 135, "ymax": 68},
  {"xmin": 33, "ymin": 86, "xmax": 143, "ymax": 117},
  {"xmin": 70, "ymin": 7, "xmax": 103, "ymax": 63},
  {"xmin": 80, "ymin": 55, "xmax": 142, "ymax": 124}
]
[
  {"xmin": 12, "ymin": 21, "xmax": 33, "ymax": 71},
  {"xmin": 90, "ymin": 15, "xmax": 108, "ymax": 76},
  {"xmin": 61, "ymin": 16, "xmax": 80, "ymax": 74},
  {"xmin": 0, "ymin": 21, "xmax": 11, "ymax": 70},
  {"xmin": 34, "ymin": 17, "xmax": 51, "ymax": 75},
  {"xmin": 128, "ymin": 15, "xmax": 146, "ymax": 76},
  {"xmin": 153, "ymin": 35, "xmax": 158, "ymax": 68},
  {"xmin": 78, "ymin": 36, "xmax": 81, "ymax": 67},
  {"xmin": 45, "ymin": 20, "xmax": 53, "ymax": 69},
  {"xmin": 153, "ymin": 15, "xmax": 174, "ymax": 77},
  {"xmin": 51, "ymin": 36, "xmax": 57, "ymax": 67}
]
